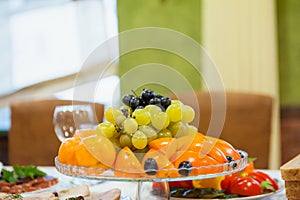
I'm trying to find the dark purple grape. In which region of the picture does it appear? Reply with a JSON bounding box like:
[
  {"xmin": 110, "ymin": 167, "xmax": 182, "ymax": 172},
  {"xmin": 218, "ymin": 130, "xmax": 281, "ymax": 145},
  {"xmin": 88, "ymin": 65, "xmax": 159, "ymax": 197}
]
[
  {"xmin": 138, "ymin": 98, "xmax": 147, "ymax": 107},
  {"xmin": 226, "ymin": 156, "xmax": 234, "ymax": 162},
  {"xmin": 122, "ymin": 94, "xmax": 134, "ymax": 106},
  {"xmin": 144, "ymin": 158, "xmax": 158, "ymax": 175},
  {"xmin": 149, "ymin": 97, "xmax": 161, "ymax": 105},
  {"xmin": 226, "ymin": 156, "xmax": 237, "ymax": 168},
  {"xmin": 121, "ymin": 107, "xmax": 131, "ymax": 117},
  {"xmin": 160, "ymin": 97, "xmax": 171, "ymax": 109},
  {"xmin": 135, "ymin": 106, "xmax": 144, "ymax": 110},
  {"xmin": 239, "ymin": 151, "xmax": 245, "ymax": 158},
  {"xmin": 129, "ymin": 96, "xmax": 140, "ymax": 109},
  {"xmin": 178, "ymin": 161, "xmax": 192, "ymax": 176},
  {"xmin": 141, "ymin": 89, "xmax": 156, "ymax": 102},
  {"xmin": 156, "ymin": 94, "xmax": 164, "ymax": 99}
]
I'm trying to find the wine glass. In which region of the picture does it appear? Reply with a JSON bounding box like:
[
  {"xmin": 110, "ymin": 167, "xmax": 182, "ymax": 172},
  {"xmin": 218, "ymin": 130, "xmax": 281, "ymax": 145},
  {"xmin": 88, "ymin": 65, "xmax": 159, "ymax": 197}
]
[{"xmin": 53, "ymin": 104, "xmax": 96, "ymax": 142}]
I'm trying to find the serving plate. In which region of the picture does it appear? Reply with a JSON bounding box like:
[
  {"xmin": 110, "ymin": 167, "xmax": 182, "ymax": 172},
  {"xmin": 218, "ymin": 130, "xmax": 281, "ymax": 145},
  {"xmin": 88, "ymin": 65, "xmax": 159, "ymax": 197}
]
[{"xmin": 55, "ymin": 151, "xmax": 248, "ymax": 200}]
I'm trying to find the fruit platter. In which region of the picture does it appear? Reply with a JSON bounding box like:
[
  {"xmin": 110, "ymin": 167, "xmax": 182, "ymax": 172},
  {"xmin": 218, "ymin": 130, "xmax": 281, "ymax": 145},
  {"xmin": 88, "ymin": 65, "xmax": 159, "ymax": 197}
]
[{"xmin": 55, "ymin": 89, "xmax": 277, "ymax": 199}]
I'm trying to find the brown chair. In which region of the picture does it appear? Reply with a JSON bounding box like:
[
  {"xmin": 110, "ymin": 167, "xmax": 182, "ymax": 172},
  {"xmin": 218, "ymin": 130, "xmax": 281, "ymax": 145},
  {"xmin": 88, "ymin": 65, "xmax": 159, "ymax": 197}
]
[
  {"xmin": 9, "ymin": 99, "xmax": 104, "ymax": 166},
  {"xmin": 171, "ymin": 90, "xmax": 273, "ymax": 169}
]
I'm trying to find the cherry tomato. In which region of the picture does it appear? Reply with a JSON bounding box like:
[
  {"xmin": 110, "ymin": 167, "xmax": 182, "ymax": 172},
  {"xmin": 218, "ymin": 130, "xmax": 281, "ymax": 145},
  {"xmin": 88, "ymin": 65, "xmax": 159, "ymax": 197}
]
[
  {"xmin": 230, "ymin": 177, "xmax": 263, "ymax": 196},
  {"xmin": 249, "ymin": 171, "xmax": 279, "ymax": 192}
]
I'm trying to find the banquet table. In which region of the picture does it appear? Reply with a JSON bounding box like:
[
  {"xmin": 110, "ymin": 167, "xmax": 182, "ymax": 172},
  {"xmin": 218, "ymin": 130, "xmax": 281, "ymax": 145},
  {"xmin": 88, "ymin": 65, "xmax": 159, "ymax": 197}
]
[{"xmin": 0, "ymin": 165, "xmax": 287, "ymax": 200}]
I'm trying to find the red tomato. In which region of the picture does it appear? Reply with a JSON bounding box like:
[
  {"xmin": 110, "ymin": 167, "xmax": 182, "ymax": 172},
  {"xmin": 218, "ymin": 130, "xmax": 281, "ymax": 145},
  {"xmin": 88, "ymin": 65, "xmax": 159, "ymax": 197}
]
[
  {"xmin": 152, "ymin": 181, "xmax": 193, "ymax": 193},
  {"xmin": 221, "ymin": 173, "xmax": 242, "ymax": 193},
  {"xmin": 249, "ymin": 171, "xmax": 279, "ymax": 192},
  {"xmin": 230, "ymin": 177, "xmax": 263, "ymax": 196},
  {"xmin": 152, "ymin": 182, "xmax": 165, "ymax": 191},
  {"xmin": 168, "ymin": 180, "xmax": 194, "ymax": 188}
]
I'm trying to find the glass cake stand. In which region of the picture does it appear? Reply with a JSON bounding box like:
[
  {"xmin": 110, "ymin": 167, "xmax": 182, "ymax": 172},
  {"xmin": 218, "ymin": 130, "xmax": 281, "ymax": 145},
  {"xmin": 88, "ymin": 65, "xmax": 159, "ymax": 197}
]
[{"xmin": 55, "ymin": 150, "xmax": 248, "ymax": 200}]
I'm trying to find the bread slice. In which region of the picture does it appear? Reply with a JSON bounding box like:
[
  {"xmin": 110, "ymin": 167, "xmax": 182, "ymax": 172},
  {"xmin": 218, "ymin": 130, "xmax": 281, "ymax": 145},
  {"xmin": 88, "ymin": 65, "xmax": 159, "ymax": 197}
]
[
  {"xmin": 280, "ymin": 154, "xmax": 300, "ymax": 181},
  {"xmin": 285, "ymin": 181, "xmax": 300, "ymax": 200},
  {"xmin": 280, "ymin": 154, "xmax": 300, "ymax": 199},
  {"xmin": 23, "ymin": 192, "xmax": 57, "ymax": 200},
  {"xmin": 58, "ymin": 184, "xmax": 90, "ymax": 199}
]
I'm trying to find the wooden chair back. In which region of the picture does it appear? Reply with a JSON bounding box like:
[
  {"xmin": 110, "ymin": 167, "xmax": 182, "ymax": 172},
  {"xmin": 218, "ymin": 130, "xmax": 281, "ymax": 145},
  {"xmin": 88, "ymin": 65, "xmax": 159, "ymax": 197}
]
[
  {"xmin": 172, "ymin": 90, "xmax": 273, "ymax": 169},
  {"xmin": 9, "ymin": 99, "xmax": 104, "ymax": 166}
]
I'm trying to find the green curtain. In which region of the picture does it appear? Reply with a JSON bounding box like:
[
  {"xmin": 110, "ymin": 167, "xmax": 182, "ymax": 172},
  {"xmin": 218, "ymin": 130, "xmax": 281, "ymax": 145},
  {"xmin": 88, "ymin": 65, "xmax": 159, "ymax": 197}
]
[
  {"xmin": 277, "ymin": 0, "xmax": 300, "ymax": 105},
  {"xmin": 117, "ymin": 0, "xmax": 202, "ymax": 96}
]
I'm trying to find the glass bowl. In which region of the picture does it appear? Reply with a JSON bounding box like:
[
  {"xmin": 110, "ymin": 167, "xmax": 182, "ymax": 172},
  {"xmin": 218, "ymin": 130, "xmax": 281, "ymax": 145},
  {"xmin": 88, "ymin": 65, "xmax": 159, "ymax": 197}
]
[
  {"xmin": 55, "ymin": 150, "xmax": 247, "ymax": 182},
  {"xmin": 55, "ymin": 150, "xmax": 247, "ymax": 199}
]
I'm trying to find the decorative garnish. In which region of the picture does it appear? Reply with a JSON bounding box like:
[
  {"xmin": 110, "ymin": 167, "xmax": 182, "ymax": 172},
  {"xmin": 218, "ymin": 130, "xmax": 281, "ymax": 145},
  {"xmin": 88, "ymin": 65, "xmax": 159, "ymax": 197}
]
[
  {"xmin": 65, "ymin": 197, "xmax": 84, "ymax": 200},
  {"xmin": 153, "ymin": 187, "xmax": 240, "ymax": 199},
  {"xmin": 261, "ymin": 180, "xmax": 276, "ymax": 193},
  {"xmin": 1, "ymin": 165, "xmax": 46, "ymax": 183},
  {"xmin": 3, "ymin": 194, "xmax": 23, "ymax": 199},
  {"xmin": 247, "ymin": 157, "xmax": 257, "ymax": 162}
]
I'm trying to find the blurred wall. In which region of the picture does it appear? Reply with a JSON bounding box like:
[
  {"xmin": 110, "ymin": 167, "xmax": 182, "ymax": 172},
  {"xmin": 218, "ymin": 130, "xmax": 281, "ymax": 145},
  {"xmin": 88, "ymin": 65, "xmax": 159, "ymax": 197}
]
[
  {"xmin": 277, "ymin": 0, "xmax": 300, "ymax": 164},
  {"xmin": 201, "ymin": 0, "xmax": 279, "ymax": 169},
  {"xmin": 278, "ymin": 0, "xmax": 300, "ymax": 106},
  {"xmin": 117, "ymin": 0, "xmax": 202, "ymax": 95},
  {"xmin": 116, "ymin": 0, "xmax": 295, "ymax": 169}
]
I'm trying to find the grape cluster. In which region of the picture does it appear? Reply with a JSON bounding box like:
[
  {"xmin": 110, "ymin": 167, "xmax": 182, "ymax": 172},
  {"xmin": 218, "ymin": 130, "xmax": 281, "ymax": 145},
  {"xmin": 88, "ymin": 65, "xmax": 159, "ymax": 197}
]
[
  {"xmin": 121, "ymin": 89, "xmax": 171, "ymax": 112},
  {"xmin": 95, "ymin": 89, "xmax": 197, "ymax": 152}
]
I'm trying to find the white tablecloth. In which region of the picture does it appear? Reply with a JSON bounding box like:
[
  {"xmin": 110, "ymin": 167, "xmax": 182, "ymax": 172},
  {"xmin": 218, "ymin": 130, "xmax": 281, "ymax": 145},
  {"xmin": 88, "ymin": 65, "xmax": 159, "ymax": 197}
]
[{"xmin": 1, "ymin": 166, "xmax": 287, "ymax": 200}]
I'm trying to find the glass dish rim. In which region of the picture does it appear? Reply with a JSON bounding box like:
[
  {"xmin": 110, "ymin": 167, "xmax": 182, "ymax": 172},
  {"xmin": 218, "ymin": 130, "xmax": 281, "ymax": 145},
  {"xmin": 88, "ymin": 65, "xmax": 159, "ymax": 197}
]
[{"xmin": 55, "ymin": 150, "xmax": 248, "ymax": 182}]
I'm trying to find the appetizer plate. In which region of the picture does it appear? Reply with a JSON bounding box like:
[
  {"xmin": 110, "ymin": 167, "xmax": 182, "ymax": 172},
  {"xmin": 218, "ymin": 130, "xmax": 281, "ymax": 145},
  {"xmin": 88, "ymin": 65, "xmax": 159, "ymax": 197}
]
[{"xmin": 21, "ymin": 176, "xmax": 59, "ymax": 196}]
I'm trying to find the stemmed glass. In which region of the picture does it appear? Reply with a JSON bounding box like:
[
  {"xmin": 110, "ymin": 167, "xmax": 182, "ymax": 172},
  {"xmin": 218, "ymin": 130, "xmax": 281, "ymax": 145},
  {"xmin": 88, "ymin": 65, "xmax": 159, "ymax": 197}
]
[
  {"xmin": 53, "ymin": 104, "xmax": 96, "ymax": 142},
  {"xmin": 53, "ymin": 104, "xmax": 103, "ymax": 186}
]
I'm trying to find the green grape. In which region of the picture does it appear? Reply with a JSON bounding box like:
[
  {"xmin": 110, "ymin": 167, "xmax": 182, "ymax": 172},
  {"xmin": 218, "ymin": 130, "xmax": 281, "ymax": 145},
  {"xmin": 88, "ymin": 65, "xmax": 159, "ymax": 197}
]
[
  {"xmin": 132, "ymin": 109, "xmax": 151, "ymax": 125},
  {"xmin": 139, "ymin": 125, "xmax": 158, "ymax": 142},
  {"xmin": 166, "ymin": 104, "xmax": 182, "ymax": 122},
  {"xmin": 95, "ymin": 122, "xmax": 116, "ymax": 138},
  {"xmin": 115, "ymin": 114, "xmax": 126, "ymax": 128},
  {"xmin": 169, "ymin": 121, "xmax": 189, "ymax": 137},
  {"xmin": 131, "ymin": 130, "xmax": 148, "ymax": 149},
  {"xmin": 145, "ymin": 105, "xmax": 162, "ymax": 116},
  {"xmin": 171, "ymin": 100, "xmax": 183, "ymax": 105},
  {"xmin": 181, "ymin": 105, "xmax": 195, "ymax": 123},
  {"xmin": 158, "ymin": 129, "xmax": 173, "ymax": 138},
  {"xmin": 104, "ymin": 107, "xmax": 125, "ymax": 125},
  {"xmin": 150, "ymin": 111, "xmax": 170, "ymax": 131},
  {"xmin": 120, "ymin": 105, "xmax": 132, "ymax": 117},
  {"xmin": 119, "ymin": 134, "xmax": 133, "ymax": 148},
  {"xmin": 187, "ymin": 125, "xmax": 198, "ymax": 136},
  {"xmin": 123, "ymin": 117, "xmax": 138, "ymax": 134}
]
